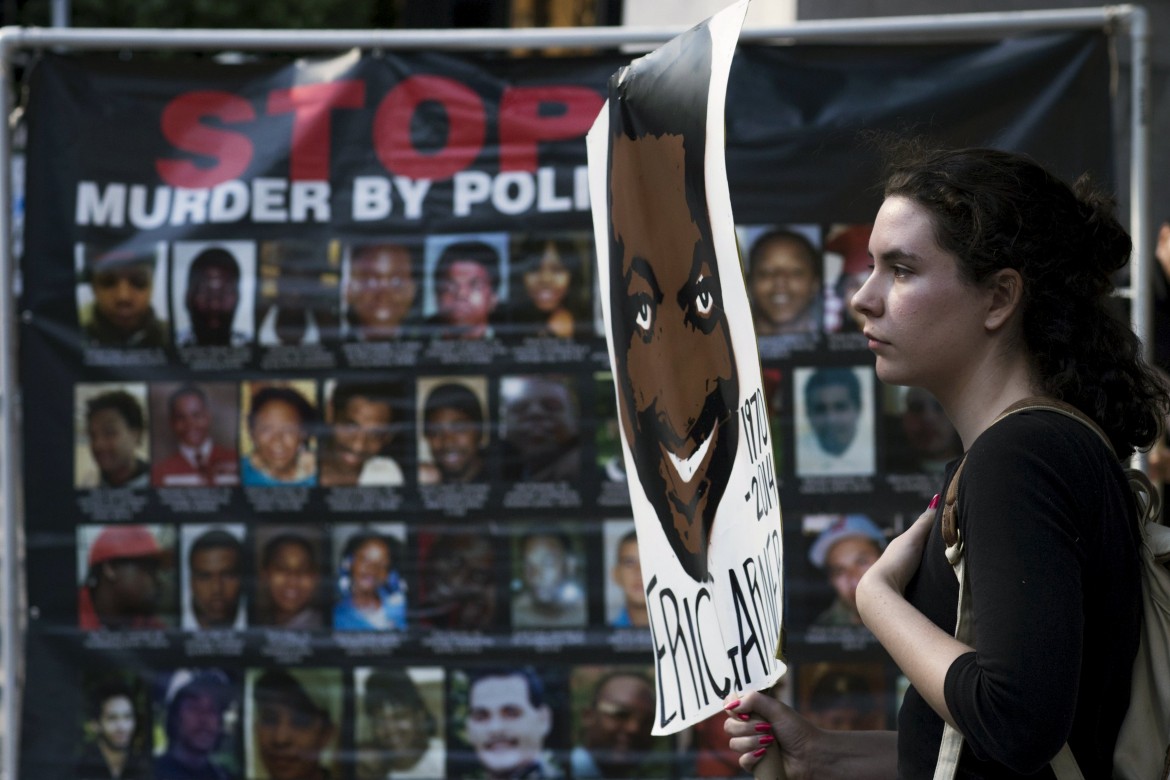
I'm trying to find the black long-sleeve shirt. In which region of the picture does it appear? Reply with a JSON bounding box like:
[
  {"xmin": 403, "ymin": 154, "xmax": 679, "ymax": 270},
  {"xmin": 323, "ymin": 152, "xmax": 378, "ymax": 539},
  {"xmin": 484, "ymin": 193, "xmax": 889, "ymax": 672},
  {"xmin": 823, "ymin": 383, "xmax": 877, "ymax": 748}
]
[{"xmin": 898, "ymin": 409, "xmax": 1141, "ymax": 778}]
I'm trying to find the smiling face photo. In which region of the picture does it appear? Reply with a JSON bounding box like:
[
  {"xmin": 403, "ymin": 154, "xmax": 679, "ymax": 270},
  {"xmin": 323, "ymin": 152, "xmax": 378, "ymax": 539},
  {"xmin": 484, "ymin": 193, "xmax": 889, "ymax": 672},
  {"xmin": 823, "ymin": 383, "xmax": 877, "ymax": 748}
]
[{"xmin": 607, "ymin": 119, "xmax": 738, "ymax": 583}]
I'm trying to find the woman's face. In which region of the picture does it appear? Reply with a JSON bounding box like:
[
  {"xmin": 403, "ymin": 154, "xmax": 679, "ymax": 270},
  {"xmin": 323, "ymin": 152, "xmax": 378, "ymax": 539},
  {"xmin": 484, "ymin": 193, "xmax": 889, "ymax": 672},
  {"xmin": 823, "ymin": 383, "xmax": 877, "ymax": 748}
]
[
  {"xmin": 264, "ymin": 541, "xmax": 319, "ymax": 620},
  {"xmin": 251, "ymin": 398, "xmax": 305, "ymax": 477},
  {"xmin": 350, "ymin": 538, "xmax": 391, "ymax": 599},
  {"xmin": 852, "ymin": 196, "xmax": 994, "ymax": 398},
  {"xmin": 524, "ymin": 243, "xmax": 571, "ymax": 313}
]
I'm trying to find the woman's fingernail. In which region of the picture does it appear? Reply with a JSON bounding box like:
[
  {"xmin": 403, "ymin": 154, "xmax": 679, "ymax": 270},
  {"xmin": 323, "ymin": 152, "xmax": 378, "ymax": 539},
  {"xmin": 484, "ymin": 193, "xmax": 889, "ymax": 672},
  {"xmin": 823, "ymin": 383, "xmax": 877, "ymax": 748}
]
[
  {"xmin": 754, "ymin": 722, "xmax": 773, "ymax": 733},
  {"xmin": 929, "ymin": 493, "xmax": 940, "ymax": 509},
  {"xmin": 723, "ymin": 699, "xmax": 740, "ymax": 711},
  {"xmin": 738, "ymin": 713, "xmax": 751, "ymax": 721},
  {"xmin": 759, "ymin": 735, "xmax": 775, "ymax": 746},
  {"xmin": 752, "ymin": 747, "xmax": 768, "ymax": 758}
]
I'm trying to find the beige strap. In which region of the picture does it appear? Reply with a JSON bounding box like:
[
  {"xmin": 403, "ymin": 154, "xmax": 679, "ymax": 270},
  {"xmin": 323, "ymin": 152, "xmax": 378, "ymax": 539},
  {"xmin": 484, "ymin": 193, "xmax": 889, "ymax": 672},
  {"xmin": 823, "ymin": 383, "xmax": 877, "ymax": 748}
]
[
  {"xmin": 932, "ymin": 551, "xmax": 971, "ymax": 780},
  {"xmin": 1050, "ymin": 744, "xmax": 1085, "ymax": 780}
]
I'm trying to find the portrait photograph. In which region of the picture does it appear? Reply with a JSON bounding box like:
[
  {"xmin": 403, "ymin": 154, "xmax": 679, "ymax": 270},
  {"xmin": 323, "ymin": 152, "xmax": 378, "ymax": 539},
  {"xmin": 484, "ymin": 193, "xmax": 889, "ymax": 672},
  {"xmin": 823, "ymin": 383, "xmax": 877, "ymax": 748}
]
[
  {"xmin": 149, "ymin": 381, "xmax": 241, "ymax": 488},
  {"xmin": 506, "ymin": 230, "xmax": 593, "ymax": 340},
  {"xmin": 822, "ymin": 224, "xmax": 873, "ymax": 338},
  {"xmin": 77, "ymin": 523, "xmax": 176, "ymax": 631},
  {"xmin": 415, "ymin": 529, "xmax": 506, "ymax": 633},
  {"xmin": 249, "ymin": 525, "xmax": 329, "ymax": 631},
  {"xmin": 77, "ymin": 669, "xmax": 154, "ymax": 780},
  {"xmin": 331, "ymin": 523, "xmax": 408, "ymax": 632},
  {"xmin": 152, "ymin": 668, "xmax": 242, "ymax": 780},
  {"xmin": 244, "ymin": 667, "xmax": 342, "ymax": 780},
  {"xmin": 421, "ymin": 232, "xmax": 509, "ymax": 340},
  {"xmin": 171, "ymin": 240, "xmax": 257, "ymax": 348},
  {"xmin": 510, "ymin": 525, "xmax": 587, "ymax": 630},
  {"xmin": 447, "ymin": 666, "xmax": 568, "ymax": 779},
  {"xmin": 75, "ymin": 241, "xmax": 170, "ymax": 349},
  {"xmin": 568, "ymin": 665, "xmax": 671, "ymax": 779},
  {"xmin": 736, "ymin": 223, "xmax": 824, "ymax": 338},
  {"xmin": 602, "ymin": 519, "xmax": 643, "ymax": 629},
  {"xmin": 180, "ymin": 523, "xmax": 247, "ymax": 631},
  {"xmin": 256, "ymin": 238, "xmax": 342, "ymax": 346},
  {"xmin": 74, "ymin": 381, "xmax": 151, "ymax": 489},
  {"xmin": 341, "ymin": 237, "xmax": 423, "ymax": 342},
  {"xmin": 796, "ymin": 660, "xmax": 891, "ymax": 731},
  {"xmin": 499, "ymin": 374, "xmax": 582, "ymax": 484},
  {"xmin": 239, "ymin": 379, "xmax": 319, "ymax": 487},
  {"xmin": 319, "ymin": 379, "xmax": 412, "ymax": 488},
  {"xmin": 793, "ymin": 364, "xmax": 876, "ymax": 478},
  {"xmin": 794, "ymin": 512, "xmax": 892, "ymax": 640},
  {"xmin": 416, "ymin": 376, "xmax": 490, "ymax": 486},
  {"xmin": 354, "ymin": 666, "xmax": 446, "ymax": 780}
]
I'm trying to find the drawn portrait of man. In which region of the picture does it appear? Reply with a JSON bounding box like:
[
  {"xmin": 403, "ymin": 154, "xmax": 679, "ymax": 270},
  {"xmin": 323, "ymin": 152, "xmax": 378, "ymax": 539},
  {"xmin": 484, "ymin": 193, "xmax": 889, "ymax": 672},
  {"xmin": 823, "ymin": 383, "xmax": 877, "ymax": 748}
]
[
  {"xmin": 588, "ymin": 3, "xmax": 782, "ymax": 734},
  {"xmin": 604, "ymin": 22, "xmax": 738, "ymax": 582}
]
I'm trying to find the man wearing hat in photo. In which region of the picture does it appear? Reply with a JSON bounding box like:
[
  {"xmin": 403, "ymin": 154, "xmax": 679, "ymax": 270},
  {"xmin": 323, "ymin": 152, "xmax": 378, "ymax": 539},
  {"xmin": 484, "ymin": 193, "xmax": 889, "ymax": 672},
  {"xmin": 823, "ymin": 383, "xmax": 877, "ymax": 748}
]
[
  {"xmin": 79, "ymin": 525, "xmax": 170, "ymax": 631},
  {"xmin": 81, "ymin": 246, "xmax": 169, "ymax": 348},
  {"xmin": 807, "ymin": 515, "xmax": 887, "ymax": 628},
  {"xmin": 256, "ymin": 240, "xmax": 339, "ymax": 346},
  {"xmin": 251, "ymin": 669, "xmax": 337, "ymax": 780},
  {"xmin": 155, "ymin": 668, "xmax": 238, "ymax": 780}
]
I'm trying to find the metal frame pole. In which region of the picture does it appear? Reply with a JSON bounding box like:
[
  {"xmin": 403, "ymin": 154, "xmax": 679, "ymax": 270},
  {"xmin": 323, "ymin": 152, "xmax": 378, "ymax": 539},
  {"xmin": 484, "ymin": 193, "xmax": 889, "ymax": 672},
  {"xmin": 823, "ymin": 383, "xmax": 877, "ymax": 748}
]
[{"xmin": 0, "ymin": 29, "xmax": 16, "ymax": 780}]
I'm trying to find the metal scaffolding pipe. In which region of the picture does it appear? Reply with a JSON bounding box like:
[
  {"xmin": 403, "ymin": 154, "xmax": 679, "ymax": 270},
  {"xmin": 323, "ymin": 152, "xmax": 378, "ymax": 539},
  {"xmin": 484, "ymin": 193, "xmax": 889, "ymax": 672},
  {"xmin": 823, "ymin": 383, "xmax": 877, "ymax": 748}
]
[{"xmin": 0, "ymin": 6, "xmax": 1134, "ymax": 52}]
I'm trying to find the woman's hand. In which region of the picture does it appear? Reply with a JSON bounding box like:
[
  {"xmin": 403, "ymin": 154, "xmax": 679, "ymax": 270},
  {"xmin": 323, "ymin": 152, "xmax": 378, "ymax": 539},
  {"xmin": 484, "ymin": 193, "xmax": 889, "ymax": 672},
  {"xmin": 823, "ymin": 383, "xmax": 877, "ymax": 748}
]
[
  {"xmin": 855, "ymin": 495, "xmax": 969, "ymax": 728},
  {"xmin": 858, "ymin": 496, "xmax": 936, "ymax": 600},
  {"xmin": 723, "ymin": 689, "xmax": 818, "ymax": 779}
]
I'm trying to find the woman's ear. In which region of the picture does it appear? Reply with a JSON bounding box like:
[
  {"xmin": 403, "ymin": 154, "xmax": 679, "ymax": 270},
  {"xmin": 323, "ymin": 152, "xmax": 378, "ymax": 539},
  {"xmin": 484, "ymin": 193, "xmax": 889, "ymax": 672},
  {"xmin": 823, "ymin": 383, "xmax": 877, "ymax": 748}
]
[{"xmin": 984, "ymin": 268, "xmax": 1024, "ymax": 332}]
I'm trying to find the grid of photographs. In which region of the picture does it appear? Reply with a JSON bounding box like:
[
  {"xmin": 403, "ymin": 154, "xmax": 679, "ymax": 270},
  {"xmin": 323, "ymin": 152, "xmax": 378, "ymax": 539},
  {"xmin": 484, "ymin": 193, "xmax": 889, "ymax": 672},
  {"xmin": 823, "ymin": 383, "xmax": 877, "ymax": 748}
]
[{"xmin": 43, "ymin": 220, "xmax": 963, "ymax": 779}]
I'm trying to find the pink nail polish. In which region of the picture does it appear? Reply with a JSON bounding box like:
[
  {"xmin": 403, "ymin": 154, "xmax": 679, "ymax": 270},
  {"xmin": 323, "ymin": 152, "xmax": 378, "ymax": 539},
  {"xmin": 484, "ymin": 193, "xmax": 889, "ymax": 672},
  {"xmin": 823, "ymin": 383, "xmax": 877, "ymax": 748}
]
[
  {"xmin": 723, "ymin": 699, "xmax": 740, "ymax": 711},
  {"xmin": 738, "ymin": 713, "xmax": 751, "ymax": 721},
  {"xmin": 754, "ymin": 723, "xmax": 773, "ymax": 733},
  {"xmin": 759, "ymin": 735, "xmax": 775, "ymax": 746},
  {"xmin": 929, "ymin": 493, "xmax": 940, "ymax": 509},
  {"xmin": 752, "ymin": 747, "xmax": 768, "ymax": 758}
]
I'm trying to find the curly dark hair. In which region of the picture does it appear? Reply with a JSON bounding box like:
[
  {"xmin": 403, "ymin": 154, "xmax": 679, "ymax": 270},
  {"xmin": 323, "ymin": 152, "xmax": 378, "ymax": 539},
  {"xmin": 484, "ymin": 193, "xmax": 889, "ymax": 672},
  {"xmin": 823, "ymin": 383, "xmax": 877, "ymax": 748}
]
[
  {"xmin": 882, "ymin": 142, "xmax": 1169, "ymax": 455},
  {"xmin": 86, "ymin": 389, "xmax": 145, "ymax": 432}
]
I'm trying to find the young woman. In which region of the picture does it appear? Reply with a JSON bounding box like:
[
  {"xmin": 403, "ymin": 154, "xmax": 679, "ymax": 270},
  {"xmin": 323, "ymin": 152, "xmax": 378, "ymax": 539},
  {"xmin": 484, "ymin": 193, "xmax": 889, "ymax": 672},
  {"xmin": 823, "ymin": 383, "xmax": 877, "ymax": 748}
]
[
  {"xmin": 240, "ymin": 384, "xmax": 318, "ymax": 487},
  {"xmin": 724, "ymin": 144, "xmax": 1167, "ymax": 778},
  {"xmin": 509, "ymin": 234, "xmax": 589, "ymax": 339}
]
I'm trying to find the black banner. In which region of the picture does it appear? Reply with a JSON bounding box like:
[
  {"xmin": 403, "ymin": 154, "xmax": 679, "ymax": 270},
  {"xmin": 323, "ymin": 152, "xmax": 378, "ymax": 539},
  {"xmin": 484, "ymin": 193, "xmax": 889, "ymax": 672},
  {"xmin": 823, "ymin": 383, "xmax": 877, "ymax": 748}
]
[{"xmin": 19, "ymin": 31, "xmax": 1110, "ymax": 780}]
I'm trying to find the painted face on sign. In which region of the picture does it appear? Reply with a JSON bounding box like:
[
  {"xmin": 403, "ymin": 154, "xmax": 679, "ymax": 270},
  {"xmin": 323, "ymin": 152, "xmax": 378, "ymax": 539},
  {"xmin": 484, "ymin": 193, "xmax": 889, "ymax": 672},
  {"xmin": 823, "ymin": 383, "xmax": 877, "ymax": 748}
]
[{"xmin": 609, "ymin": 131, "xmax": 739, "ymax": 582}]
